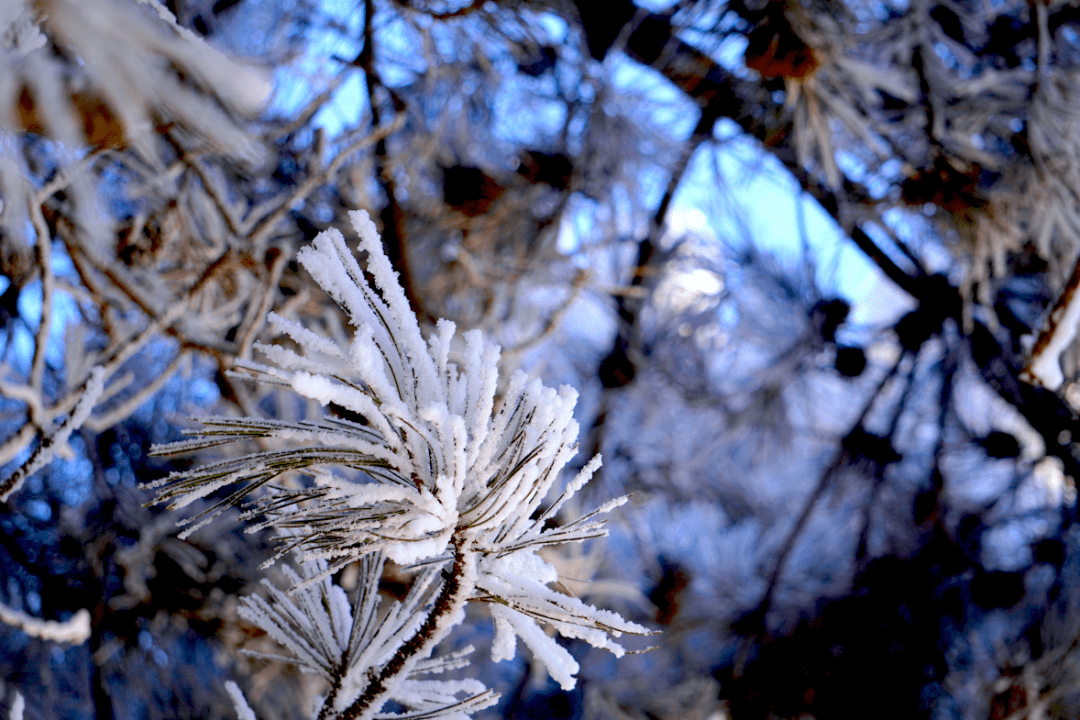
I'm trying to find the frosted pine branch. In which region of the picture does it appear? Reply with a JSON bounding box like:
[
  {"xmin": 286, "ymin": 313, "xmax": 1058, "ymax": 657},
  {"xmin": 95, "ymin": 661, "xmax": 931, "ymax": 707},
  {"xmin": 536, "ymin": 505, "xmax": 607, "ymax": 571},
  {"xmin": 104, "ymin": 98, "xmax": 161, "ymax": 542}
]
[{"xmin": 148, "ymin": 211, "xmax": 652, "ymax": 719}]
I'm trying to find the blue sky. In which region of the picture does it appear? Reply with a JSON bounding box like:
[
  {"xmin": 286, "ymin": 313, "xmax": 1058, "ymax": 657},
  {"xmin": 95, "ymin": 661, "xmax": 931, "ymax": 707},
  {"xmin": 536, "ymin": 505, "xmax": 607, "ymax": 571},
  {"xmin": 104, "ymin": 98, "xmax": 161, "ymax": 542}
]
[{"xmin": 272, "ymin": 4, "xmax": 906, "ymax": 333}]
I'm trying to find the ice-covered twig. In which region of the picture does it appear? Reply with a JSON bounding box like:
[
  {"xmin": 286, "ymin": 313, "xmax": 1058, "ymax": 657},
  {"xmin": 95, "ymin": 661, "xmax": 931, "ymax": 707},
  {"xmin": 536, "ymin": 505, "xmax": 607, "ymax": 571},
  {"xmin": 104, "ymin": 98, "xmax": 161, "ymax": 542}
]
[
  {"xmin": 0, "ymin": 366, "xmax": 107, "ymax": 501},
  {"xmin": 7, "ymin": 690, "xmax": 23, "ymax": 720},
  {"xmin": 0, "ymin": 603, "xmax": 90, "ymax": 644},
  {"xmin": 1025, "ymin": 253, "xmax": 1080, "ymax": 390}
]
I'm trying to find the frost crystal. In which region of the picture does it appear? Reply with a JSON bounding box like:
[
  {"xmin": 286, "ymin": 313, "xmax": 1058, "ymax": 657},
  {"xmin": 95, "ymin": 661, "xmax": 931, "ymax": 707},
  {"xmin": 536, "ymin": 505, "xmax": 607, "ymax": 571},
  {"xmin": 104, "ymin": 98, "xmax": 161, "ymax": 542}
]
[{"xmin": 150, "ymin": 211, "xmax": 651, "ymax": 719}]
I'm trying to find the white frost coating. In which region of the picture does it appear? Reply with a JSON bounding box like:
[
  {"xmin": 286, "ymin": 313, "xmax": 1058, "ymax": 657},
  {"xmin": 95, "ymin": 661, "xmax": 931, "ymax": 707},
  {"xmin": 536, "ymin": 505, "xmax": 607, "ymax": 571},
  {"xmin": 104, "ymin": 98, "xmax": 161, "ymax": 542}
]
[
  {"xmin": 490, "ymin": 603, "xmax": 579, "ymax": 690},
  {"xmin": 1, "ymin": 366, "xmax": 107, "ymax": 501},
  {"xmin": 477, "ymin": 549, "xmax": 650, "ymax": 660},
  {"xmin": 395, "ymin": 678, "xmax": 486, "ymax": 706},
  {"xmin": 152, "ymin": 212, "xmax": 652, "ymax": 716},
  {"xmin": 490, "ymin": 613, "xmax": 517, "ymax": 663},
  {"xmin": 0, "ymin": 604, "xmax": 90, "ymax": 644},
  {"xmin": 347, "ymin": 210, "xmax": 430, "ymax": 395},
  {"xmin": 52, "ymin": 365, "xmax": 107, "ymax": 450},
  {"xmin": 248, "ymin": 210, "xmax": 604, "ymax": 568},
  {"xmin": 492, "ymin": 549, "xmax": 558, "ymax": 586},
  {"xmin": 288, "ymin": 370, "xmax": 400, "ymax": 447},
  {"xmin": 8, "ymin": 691, "xmax": 22, "ymax": 720},
  {"xmin": 1028, "ymin": 283, "xmax": 1080, "ymax": 390},
  {"xmin": 538, "ymin": 454, "xmax": 604, "ymax": 526},
  {"xmin": 265, "ymin": 312, "xmax": 348, "ymax": 360},
  {"xmin": 224, "ymin": 681, "xmax": 257, "ymax": 720}
]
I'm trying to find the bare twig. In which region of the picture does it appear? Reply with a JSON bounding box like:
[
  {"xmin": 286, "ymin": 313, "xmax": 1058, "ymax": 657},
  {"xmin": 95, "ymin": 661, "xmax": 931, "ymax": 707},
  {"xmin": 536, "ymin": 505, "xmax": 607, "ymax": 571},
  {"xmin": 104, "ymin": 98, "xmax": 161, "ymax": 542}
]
[
  {"xmin": 238, "ymin": 249, "xmax": 290, "ymax": 361},
  {"xmin": 28, "ymin": 201, "xmax": 54, "ymax": 426},
  {"xmin": 243, "ymin": 116, "xmax": 405, "ymax": 245},
  {"xmin": 85, "ymin": 352, "xmax": 190, "ymax": 432}
]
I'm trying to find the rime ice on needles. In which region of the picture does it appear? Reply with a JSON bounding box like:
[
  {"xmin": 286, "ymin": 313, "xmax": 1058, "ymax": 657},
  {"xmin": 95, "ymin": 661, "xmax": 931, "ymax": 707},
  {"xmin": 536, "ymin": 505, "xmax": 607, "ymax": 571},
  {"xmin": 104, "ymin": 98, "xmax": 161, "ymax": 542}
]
[{"xmin": 149, "ymin": 211, "xmax": 651, "ymax": 718}]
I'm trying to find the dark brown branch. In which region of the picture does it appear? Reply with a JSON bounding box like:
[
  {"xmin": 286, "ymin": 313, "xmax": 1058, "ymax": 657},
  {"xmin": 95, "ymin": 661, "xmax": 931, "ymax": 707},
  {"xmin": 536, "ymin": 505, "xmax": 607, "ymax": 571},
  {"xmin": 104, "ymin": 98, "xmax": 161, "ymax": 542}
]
[
  {"xmin": 356, "ymin": 0, "xmax": 425, "ymax": 321},
  {"xmin": 613, "ymin": 11, "xmax": 929, "ymax": 300},
  {"xmin": 337, "ymin": 541, "xmax": 468, "ymax": 720},
  {"xmin": 742, "ymin": 351, "xmax": 907, "ymax": 639}
]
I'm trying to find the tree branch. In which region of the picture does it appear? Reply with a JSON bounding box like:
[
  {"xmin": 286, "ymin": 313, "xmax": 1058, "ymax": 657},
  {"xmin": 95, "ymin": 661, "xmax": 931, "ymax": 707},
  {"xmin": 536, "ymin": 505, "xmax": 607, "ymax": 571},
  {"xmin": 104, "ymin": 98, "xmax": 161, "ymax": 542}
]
[{"xmin": 337, "ymin": 537, "xmax": 475, "ymax": 720}]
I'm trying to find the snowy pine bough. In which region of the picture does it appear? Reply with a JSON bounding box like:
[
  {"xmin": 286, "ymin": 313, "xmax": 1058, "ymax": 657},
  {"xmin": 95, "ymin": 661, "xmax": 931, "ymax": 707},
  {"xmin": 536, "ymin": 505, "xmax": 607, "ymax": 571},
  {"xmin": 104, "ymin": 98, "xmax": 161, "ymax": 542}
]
[{"xmin": 147, "ymin": 210, "xmax": 651, "ymax": 720}]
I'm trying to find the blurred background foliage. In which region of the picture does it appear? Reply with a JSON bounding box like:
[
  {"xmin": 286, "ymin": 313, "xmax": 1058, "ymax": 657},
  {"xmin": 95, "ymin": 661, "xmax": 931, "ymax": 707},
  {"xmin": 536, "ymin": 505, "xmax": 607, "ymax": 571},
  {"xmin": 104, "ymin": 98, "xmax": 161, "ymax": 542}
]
[{"xmin": 6, "ymin": 0, "xmax": 1080, "ymax": 717}]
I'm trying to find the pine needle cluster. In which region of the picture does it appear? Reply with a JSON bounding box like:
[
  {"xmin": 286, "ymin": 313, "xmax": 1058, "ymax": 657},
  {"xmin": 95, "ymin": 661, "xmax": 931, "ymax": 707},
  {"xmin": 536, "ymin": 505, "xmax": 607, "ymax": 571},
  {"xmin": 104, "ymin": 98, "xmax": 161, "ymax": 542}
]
[{"xmin": 148, "ymin": 211, "xmax": 651, "ymax": 720}]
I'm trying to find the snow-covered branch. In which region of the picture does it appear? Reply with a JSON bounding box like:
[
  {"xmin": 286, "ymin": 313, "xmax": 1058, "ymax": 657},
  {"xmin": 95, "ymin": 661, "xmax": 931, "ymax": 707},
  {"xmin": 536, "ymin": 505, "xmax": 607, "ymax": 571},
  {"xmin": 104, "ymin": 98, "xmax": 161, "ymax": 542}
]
[{"xmin": 149, "ymin": 211, "xmax": 651, "ymax": 719}]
